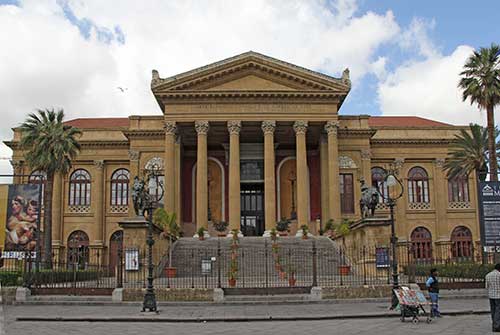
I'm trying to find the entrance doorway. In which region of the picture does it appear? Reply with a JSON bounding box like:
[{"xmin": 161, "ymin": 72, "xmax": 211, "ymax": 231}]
[{"xmin": 240, "ymin": 183, "xmax": 264, "ymax": 236}]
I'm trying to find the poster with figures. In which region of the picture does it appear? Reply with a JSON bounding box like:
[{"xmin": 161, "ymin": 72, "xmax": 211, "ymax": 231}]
[
  {"xmin": 3, "ymin": 184, "xmax": 40, "ymax": 257},
  {"xmin": 125, "ymin": 248, "xmax": 139, "ymax": 270}
]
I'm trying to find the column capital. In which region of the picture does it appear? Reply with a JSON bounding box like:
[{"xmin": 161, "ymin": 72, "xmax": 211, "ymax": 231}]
[
  {"xmin": 435, "ymin": 158, "xmax": 446, "ymax": 168},
  {"xmin": 261, "ymin": 120, "xmax": 276, "ymax": 135},
  {"xmin": 293, "ymin": 120, "xmax": 308, "ymax": 135},
  {"xmin": 163, "ymin": 121, "xmax": 177, "ymax": 135},
  {"xmin": 227, "ymin": 120, "xmax": 242, "ymax": 135},
  {"xmin": 10, "ymin": 159, "xmax": 24, "ymax": 169},
  {"xmin": 93, "ymin": 160, "xmax": 105, "ymax": 170},
  {"xmin": 324, "ymin": 120, "xmax": 339, "ymax": 135},
  {"xmin": 128, "ymin": 150, "xmax": 139, "ymax": 162},
  {"xmin": 195, "ymin": 120, "xmax": 210, "ymax": 135},
  {"xmin": 361, "ymin": 148, "xmax": 372, "ymax": 160}
]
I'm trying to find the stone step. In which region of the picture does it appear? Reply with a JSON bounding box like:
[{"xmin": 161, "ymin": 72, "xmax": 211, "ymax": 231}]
[{"xmin": 28, "ymin": 295, "xmax": 112, "ymax": 302}]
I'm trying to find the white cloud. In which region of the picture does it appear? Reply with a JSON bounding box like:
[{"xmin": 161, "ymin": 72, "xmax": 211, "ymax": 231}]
[
  {"xmin": 378, "ymin": 45, "xmax": 483, "ymax": 126},
  {"xmin": 0, "ymin": 0, "xmax": 402, "ymax": 175}
]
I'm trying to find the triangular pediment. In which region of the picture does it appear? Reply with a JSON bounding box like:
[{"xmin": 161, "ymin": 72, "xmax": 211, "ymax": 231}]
[{"xmin": 151, "ymin": 51, "xmax": 351, "ymax": 93}]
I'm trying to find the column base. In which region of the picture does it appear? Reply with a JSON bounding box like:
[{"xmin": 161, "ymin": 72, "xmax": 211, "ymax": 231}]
[
  {"xmin": 295, "ymin": 229, "xmax": 314, "ymax": 238},
  {"xmin": 226, "ymin": 230, "xmax": 243, "ymax": 238},
  {"xmin": 193, "ymin": 231, "xmax": 211, "ymax": 239}
]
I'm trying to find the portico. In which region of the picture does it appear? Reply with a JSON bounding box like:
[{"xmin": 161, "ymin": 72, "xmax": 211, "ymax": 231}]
[{"xmin": 150, "ymin": 52, "xmax": 351, "ymax": 236}]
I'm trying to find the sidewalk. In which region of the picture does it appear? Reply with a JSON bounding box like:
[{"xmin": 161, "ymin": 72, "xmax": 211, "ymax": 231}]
[{"xmin": 5, "ymin": 297, "xmax": 491, "ymax": 322}]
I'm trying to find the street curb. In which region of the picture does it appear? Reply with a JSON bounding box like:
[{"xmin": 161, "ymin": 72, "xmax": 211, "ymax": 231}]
[{"xmin": 16, "ymin": 310, "xmax": 491, "ymax": 323}]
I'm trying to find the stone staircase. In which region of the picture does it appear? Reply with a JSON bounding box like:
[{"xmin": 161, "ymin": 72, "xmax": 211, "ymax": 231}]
[{"xmin": 162, "ymin": 236, "xmax": 345, "ymax": 283}]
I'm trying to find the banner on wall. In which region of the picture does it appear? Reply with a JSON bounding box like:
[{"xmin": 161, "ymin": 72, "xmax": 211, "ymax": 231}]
[
  {"xmin": 3, "ymin": 184, "xmax": 41, "ymax": 258},
  {"xmin": 478, "ymin": 181, "xmax": 500, "ymax": 251},
  {"xmin": 0, "ymin": 185, "xmax": 8, "ymax": 257}
]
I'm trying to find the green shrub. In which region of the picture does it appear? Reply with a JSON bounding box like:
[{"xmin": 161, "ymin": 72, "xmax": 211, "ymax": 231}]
[
  {"xmin": 30, "ymin": 269, "xmax": 101, "ymax": 284},
  {"xmin": 404, "ymin": 263, "xmax": 494, "ymax": 279},
  {"xmin": 0, "ymin": 271, "xmax": 23, "ymax": 286}
]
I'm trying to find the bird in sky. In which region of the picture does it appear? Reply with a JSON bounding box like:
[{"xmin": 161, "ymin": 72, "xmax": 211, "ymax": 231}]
[{"xmin": 117, "ymin": 87, "xmax": 128, "ymax": 92}]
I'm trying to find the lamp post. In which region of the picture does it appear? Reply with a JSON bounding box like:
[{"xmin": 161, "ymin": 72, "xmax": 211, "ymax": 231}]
[
  {"xmin": 142, "ymin": 164, "xmax": 164, "ymax": 313},
  {"xmin": 377, "ymin": 165, "xmax": 404, "ymax": 308}
]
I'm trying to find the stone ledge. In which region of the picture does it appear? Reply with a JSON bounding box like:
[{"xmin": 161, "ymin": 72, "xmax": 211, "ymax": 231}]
[
  {"xmin": 322, "ymin": 285, "xmax": 392, "ymax": 300},
  {"xmin": 123, "ymin": 288, "xmax": 213, "ymax": 302}
]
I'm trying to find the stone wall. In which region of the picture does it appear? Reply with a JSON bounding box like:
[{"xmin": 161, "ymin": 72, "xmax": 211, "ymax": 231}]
[
  {"xmin": 322, "ymin": 285, "xmax": 392, "ymax": 299},
  {"xmin": 123, "ymin": 288, "xmax": 213, "ymax": 302}
]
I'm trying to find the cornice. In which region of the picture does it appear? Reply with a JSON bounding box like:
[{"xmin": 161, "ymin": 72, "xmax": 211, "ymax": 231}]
[
  {"xmin": 371, "ymin": 139, "xmax": 455, "ymax": 145},
  {"xmin": 338, "ymin": 129, "xmax": 377, "ymax": 138},
  {"xmin": 156, "ymin": 91, "xmax": 343, "ymax": 100},
  {"xmin": 122, "ymin": 130, "xmax": 165, "ymax": 139},
  {"xmin": 5, "ymin": 140, "xmax": 129, "ymax": 150}
]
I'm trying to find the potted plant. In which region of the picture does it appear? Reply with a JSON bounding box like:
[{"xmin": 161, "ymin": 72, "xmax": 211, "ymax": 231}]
[
  {"xmin": 287, "ymin": 265, "xmax": 296, "ymax": 286},
  {"xmin": 276, "ymin": 218, "xmax": 290, "ymax": 236},
  {"xmin": 300, "ymin": 224, "xmax": 309, "ymax": 240},
  {"xmin": 324, "ymin": 219, "xmax": 335, "ymax": 237},
  {"xmin": 228, "ymin": 258, "xmax": 238, "ymax": 287},
  {"xmin": 270, "ymin": 228, "xmax": 278, "ymax": 242},
  {"xmin": 197, "ymin": 227, "xmax": 206, "ymax": 241},
  {"xmin": 335, "ymin": 219, "xmax": 352, "ymax": 275},
  {"xmin": 212, "ymin": 220, "xmax": 228, "ymax": 237},
  {"xmin": 154, "ymin": 208, "xmax": 179, "ymax": 278}
]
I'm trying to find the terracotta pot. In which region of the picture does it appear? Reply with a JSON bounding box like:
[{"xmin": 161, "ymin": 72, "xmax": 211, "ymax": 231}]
[
  {"xmin": 165, "ymin": 267, "xmax": 177, "ymax": 278},
  {"xmin": 338, "ymin": 265, "xmax": 351, "ymax": 276},
  {"xmin": 279, "ymin": 271, "xmax": 287, "ymax": 280},
  {"xmin": 275, "ymin": 264, "xmax": 282, "ymax": 271},
  {"xmin": 288, "ymin": 277, "xmax": 296, "ymax": 287},
  {"xmin": 302, "ymin": 235, "xmax": 308, "ymax": 240},
  {"xmin": 217, "ymin": 233, "xmax": 226, "ymax": 237},
  {"xmin": 228, "ymin": 278, "xmax": 236, "ymax": 287},
  {"xmin": 278, "ymin": 232, "xmax": 288, "ymax": 237},
  {"xmin": 199, "ymin": 236, "xmax": 205, "ymax": 241}
]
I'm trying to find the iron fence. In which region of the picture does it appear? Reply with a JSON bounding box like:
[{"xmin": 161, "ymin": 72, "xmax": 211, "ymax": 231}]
[{"xmin": 0, "ymin": 239, "xmax": 497, "ymax": 292}]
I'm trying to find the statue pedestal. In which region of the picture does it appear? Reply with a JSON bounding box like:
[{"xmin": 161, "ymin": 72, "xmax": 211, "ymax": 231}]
[{"xmin": 118, "ymin": 216, "xmax": 168, "ymax": 268}]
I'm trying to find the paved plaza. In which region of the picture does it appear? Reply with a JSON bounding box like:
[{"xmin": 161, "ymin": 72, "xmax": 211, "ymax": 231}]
[{"xmin": 0, "ymin": 298, "xmax": 494, "ymax": 335}]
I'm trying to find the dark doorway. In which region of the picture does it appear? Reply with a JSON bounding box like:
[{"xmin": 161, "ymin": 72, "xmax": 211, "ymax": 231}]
[
  {"xmin": 240, "ymin": 183, "xmax": 265, "ymax": 236},
  {"xmin": 108, "ymin": 230, "xmax": 123, "ymax": 273}
]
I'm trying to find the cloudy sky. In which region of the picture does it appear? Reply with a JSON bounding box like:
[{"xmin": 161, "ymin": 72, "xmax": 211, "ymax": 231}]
[{"xmin": 0, "ymin": 0, "xmax": 499, "ymax": 175}]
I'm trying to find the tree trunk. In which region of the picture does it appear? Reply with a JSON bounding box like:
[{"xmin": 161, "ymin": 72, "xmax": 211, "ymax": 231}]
[
  {"xmin": 43, "ymin": 172, "xmax": 54, "ymax": 268},
  {"xmin": 487, "ymin": 104, "xmax": 498, "ymax": 181}
]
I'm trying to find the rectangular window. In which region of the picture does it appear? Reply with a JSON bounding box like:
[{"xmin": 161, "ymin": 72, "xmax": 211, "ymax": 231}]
[{"xmin": 340, "ymin": 173, "xmax": 354, "ymax": 214}]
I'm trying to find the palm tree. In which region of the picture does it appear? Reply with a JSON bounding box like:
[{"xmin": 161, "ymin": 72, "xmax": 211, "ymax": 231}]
[
  {"xmin": 19, "ymin": 109, "xmax": 81, "ymax": 267},
  {"xmin": 153, "ymin": 208, "xmax": 179, "ymax": 271},
  {"xmin": 459, "ymin": 43, "xmax": 500, "ymax": 181},
  {"xmin": 444, "ymin": 124, "xmax": 489, "ymax": 181}
]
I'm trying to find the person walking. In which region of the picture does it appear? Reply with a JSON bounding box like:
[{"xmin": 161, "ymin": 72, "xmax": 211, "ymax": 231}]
[
  {"xmin": 426, "ymin": 268, "xmax": 441, "ymax": 318},
  {"xmin": 486, "ymin": 264, "xmax": 500, "ymax": 332}
]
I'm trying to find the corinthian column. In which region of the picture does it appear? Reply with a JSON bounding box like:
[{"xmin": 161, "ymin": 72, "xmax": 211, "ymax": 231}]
[
  {"xmin": 262, "ymin": 120, "xmax": 276, "ymax": 233},
  {"xmin": 228, "ymin": 120, "xmax": 241, "ymax": 232},
  {"xmin": 163, "ymin": 121, "xmax": 177, "ymax": 213},
  {"xmin": 293, "ymin": 120, "xmax": 309, "ymax": 228},
  {"xmin": 195, "ymin": 120, "xmax": 209, "ymax": 232},
  {"xmin": 325, "ymin": 121, "xmax": 341, "ymax": 222}
]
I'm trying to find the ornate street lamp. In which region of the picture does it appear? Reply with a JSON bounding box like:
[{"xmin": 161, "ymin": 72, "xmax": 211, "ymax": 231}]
[
  {"xmin": 377, "ymin": 164, "xmax": 404, "ymax": 309},
  {"xmin": 288, "ymin": 170, "xmax": 297, "ymax": 220},
  {"xmin": 140, "ymin": 163, "xmax": 164, "ymax": 313}
]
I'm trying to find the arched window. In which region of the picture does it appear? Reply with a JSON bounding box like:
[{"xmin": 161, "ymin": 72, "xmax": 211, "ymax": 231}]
[
  {"xmin": 411, "ymin": 227, "xmax": 433, "ymax": 261},
  {"xmin": 448, "ymin": 176, "xmax": 470, "ymax": 203},
  {"xmin": 110, "ymin": 169, "xmax": 130, "ymax": 206},
  {"xmin": 408, "ymin": 167, "xmax": 430, "ymax": 203},
  {"xmin": 67, "ymin": 230, "xmax": 89, "ymax": 269},
  {"xmin": 69, "ymin": 169, "xmax": 91, "ymax": 206},
  {"xmin": 29, "ymin": 170, "xmax": 46, "ymax": 205},
  {"xmin": 371, "ymin": 167, "xmax": 388, "ymax": 203},
  {"xmin": 451, "ymin": 226, "xmax": 473, "ymax": 259}
]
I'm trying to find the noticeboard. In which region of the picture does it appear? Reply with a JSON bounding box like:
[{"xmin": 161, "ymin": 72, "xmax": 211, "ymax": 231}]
[
  {"xmin": 376, "ymin": 247, "xmax": 390, "ymax": 268},
  {"xmin": 478, "ymin": 182, "xmax": 500, "ymax": 249}
]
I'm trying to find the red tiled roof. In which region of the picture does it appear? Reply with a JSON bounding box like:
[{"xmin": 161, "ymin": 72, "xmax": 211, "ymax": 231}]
[
  {"xmin": 64, "ymin": 118, "xmax": 129, "ymax": 128},
  {"xmin": 63, "ymin": 116, "xmax": 451, "ymax": 129},
  {"xmin": 368, "ymin": 116, "xmax": 451, "ymax": 127}
]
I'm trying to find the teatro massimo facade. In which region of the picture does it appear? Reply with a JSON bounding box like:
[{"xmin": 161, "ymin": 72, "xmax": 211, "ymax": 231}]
[{"xmin": 6, "ymin": 51, "xmax": 480, "ymax": 264}]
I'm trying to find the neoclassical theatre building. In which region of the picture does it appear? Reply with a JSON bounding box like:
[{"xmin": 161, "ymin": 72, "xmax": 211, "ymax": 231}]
[{"xmin": 7, "ymin": 52, "xmax": 479, "ymax": 264}]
